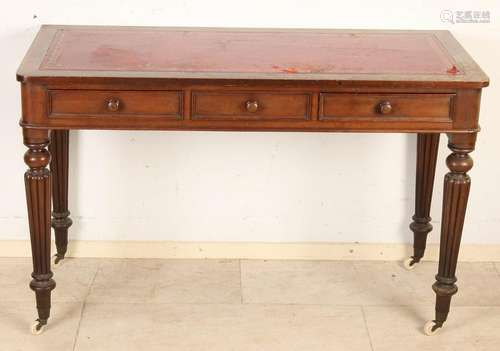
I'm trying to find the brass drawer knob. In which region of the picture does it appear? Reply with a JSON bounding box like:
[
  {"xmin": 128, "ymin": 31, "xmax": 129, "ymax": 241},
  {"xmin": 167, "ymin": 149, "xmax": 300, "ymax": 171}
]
[
  {"xmin": 378, "ymin": 101, "xmax": 392, "ymax": 115},
  {"xmin": 245, "ymin": 100, "xmax": 259, "ymax": 113},
  {"xmin": 106, "ymin": 98, "xmax": 121, "ymax": 112}
]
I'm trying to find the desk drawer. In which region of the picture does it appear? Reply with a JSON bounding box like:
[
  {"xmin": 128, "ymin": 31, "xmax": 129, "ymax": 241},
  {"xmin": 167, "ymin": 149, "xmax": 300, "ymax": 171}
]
[
  {"xmin": 191, "ymin": 91, "xmax": 312, "ymax": 120},
  {"xmin": 48, "ymin": 90, "xmax": 183, "ymax": 119},
  {"xmin": 319, "ymin": 93, "xmax": 453, "ymax": 122}
]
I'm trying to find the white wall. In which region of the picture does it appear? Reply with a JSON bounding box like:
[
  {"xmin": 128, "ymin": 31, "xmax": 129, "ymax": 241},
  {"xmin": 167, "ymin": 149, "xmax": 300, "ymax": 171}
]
[{"xmin": 1, "ymin": 0, "xmax": 499, "ymax": 245}]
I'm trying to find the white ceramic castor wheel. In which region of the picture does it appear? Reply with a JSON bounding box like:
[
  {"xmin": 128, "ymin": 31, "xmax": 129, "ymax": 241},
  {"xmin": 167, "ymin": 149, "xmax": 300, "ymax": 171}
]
[
  {"xmin": 423, "ymin": 320, "xmax": 441, "ymax": 336},
  {"xmin": 403, "ymin": 257, "xmax": 417, "ymax": 270},
  {"xmin": 31, "ymin": 320, "xmax": 46, "ymax": 335}
]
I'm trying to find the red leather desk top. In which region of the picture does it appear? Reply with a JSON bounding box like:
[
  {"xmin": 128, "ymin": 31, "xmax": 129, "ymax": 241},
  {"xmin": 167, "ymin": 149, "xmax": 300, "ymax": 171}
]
[{"xmin": 40, "ymin": 28, "xmax": 457, "ymax": 75}]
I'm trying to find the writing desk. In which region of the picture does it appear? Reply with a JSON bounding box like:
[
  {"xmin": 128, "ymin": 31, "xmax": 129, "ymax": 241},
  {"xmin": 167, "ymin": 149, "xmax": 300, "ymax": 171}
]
[{"xmin": 17, "ymin": 25, "xmax": 489, "ymax": 335}]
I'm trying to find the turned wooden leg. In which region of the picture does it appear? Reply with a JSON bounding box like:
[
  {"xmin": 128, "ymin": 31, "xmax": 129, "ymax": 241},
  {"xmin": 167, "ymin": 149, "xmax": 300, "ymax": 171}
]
[
  {"xmin": 24, "ymin": 128, "xmax": 56, "ymax": 334},
  {"xmin": 49, "ymin": 130, "xmax": 72, "ymax": 264},
  {"xmin": 424, "ymin": 133, "xmax": 475, "ymax": 335},
  {"xmin": 405, "ymin": 133, "xmax": 440, "ymax": 269}
]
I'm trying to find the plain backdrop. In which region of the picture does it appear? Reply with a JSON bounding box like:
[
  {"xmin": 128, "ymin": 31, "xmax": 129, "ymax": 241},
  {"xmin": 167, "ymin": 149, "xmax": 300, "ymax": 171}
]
[{"xmin": 0, "ymin": 0, "xmax": 498, "ymax": 244}]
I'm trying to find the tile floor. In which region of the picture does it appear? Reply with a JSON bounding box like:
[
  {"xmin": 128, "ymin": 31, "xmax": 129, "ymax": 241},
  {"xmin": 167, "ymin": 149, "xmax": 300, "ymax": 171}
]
[{"xmin": 1, "ymin": 258, "xmax": 500, "ymax": 350}]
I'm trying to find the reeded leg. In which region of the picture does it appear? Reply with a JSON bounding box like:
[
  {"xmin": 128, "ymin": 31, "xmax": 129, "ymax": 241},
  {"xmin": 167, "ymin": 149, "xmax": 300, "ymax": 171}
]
[
  {"xmin": 49, "ymin": 130, "xmax": 72, "ymax": 265},
  {"xmin": 24, "ymin": 128, "xmax": 56, "ymax": 334},
  {"xmin": 424, "ymin": 133, "xmax": 475, "ymax": 335},
  {"xmin": 404, "ymin": 133, "xmax": 440, "ymax": 270}
]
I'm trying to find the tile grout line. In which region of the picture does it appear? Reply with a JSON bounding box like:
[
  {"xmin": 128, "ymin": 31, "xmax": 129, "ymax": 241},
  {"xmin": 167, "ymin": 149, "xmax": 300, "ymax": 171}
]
[
  {"xmin": 71, "ymin": 260, "xmax": 101, "ymax": 351},
  {"xmin": 75, "ymin": 301, "xmax": 500, "ymax": 307},
  {"xmin": 360, "ymin": 306, "xmax": 375, "ymax": 351}
]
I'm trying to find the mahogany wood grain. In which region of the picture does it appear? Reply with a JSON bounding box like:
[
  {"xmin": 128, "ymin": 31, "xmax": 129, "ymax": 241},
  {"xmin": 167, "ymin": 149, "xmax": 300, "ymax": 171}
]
[
  {"xmin": 432, "ymin": 132, "xmax": 476, "ymax": 331},
  {"xmin": 16, "ymin": 25, "xmax": 489, "ymax": 334},
  {"xmin": 49, "ymin": 130, "xmax": 72, "ymax": 263},
  {"xmin": 409, "ymin": 134, "xmax": 440, "ymax": 266},
  {"xmin": 319, "ymin": 93, "xmax": 453, "ymax": 122},
  {"xmin": 23, "ymin": 128, "xmax": 55, "ymax": 330},
  {"xmin": 191, "ymin": 91, "xmax": 311, "ymax": 120},
  {"xmin": 48, "ymin": 90, "xmax": 183, "ymax": 119},
  {"xmin": 21, "ymin": 81, "xmax": 469, "ymax": 132}
]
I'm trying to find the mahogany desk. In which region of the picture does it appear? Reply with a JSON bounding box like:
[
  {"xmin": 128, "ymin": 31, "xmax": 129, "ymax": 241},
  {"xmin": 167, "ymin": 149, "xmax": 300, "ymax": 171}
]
[{"xmin": 17, "ymin": 25, "xmax": 489, "ymax": 335}]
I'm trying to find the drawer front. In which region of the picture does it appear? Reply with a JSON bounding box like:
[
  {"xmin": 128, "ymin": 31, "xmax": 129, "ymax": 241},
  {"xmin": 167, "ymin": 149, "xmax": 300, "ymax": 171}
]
[
  {"xmin": 48, "ymin": 90, "xmax": 183, "ymax": 118},
  {"xmin": 191, "ymin": 91, "xmax": 312, "ymax": 120},
  {"xmin": 319, "ymin": 93, "xmax": 453, "ymax": 122}
]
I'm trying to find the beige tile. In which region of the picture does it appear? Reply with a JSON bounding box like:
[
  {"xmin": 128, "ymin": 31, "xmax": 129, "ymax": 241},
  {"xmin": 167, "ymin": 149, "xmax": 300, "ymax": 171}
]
[
  {"xmin": 493, "ymin": 263, "xmax": 500, "ymax": 275},
  {"xmin": 87, "ymin": 259, "xmax": 241, "ymax": 304},
  {"xmin": 152, "ymin": 259, "xmax": 241, "ymax": 304},
  {"xmin": 0, "ymin": 258, "xmax": 32, "ymax": 302},
  {"xmin": 241, "ymin": 260, "xmax": 364, "ymax": 304},
  {"xmin": 75, "ymin": 303, "xmax": 371, "ymax": 351},
  {"xmin": 86, "ymin": 258, "xmax": 162, "ymax": 303},
  {"xmin": 241, "ymin": 260, "xmax": 500, "ymax": 306},
  {"xmin": 452, "ymin": 262, "xmax": 500, "ymax": 306},
  {"xmin": 241, "ymin": 259, "xmax": 432, "ymax": 305},
  {"xmin": 364, "ymin": 306, "xmax": 500, "ymax": 351},
  {"xmin": 354, "ymin": 261, "xmax": 500, "ymax": 306},
  {"xmin": 0, "ymin": 301, "xmax": 82, "ymax": 351},
  {"xmin": 0, "ymin": 257, "xmax": 101, "ymax": 302}
]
